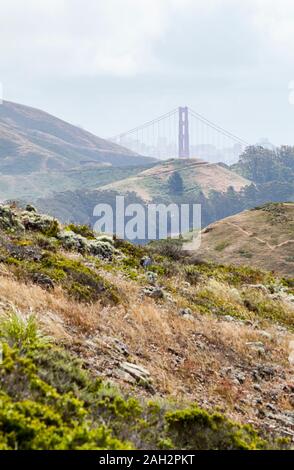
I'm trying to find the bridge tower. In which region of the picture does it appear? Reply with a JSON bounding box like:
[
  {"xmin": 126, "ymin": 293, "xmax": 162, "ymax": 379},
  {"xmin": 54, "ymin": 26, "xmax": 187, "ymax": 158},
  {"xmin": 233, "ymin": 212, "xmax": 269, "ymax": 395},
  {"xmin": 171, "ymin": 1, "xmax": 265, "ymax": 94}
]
[{"xmin": 178, "ymin": 106, "xmax": 190, "ymax": 159}]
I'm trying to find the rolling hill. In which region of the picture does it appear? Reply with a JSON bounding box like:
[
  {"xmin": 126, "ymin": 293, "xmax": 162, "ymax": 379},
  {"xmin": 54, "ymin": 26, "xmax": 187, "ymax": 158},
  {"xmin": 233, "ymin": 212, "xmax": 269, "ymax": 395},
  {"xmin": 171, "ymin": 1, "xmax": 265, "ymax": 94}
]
[
  {"xmin": 0, "ymin": 100, "xmax": 154, "ymax": 175},
  {"xmin": 196, "ymin": 203, "xmax": 294, "ymax": 278},
  {"xmin": 33, "ymin": 157, "xmax": 251, "ymax": 227},
  {"xmin": 98, "ymin": 158, "xmax": 251, "ymax": 201}
]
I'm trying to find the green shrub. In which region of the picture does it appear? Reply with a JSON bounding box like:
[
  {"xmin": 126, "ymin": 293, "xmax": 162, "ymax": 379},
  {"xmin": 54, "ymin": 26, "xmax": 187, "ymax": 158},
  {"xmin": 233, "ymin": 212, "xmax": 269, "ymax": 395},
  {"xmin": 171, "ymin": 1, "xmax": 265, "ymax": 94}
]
[
  {"xmin": 0, "ymin": 311, "xmax": 50, "ymax": 351},
  {"xmin": 193, "ymin": 288, "xmax": 243, "ymax": 318},
  {"xmin": 4, "ymin": 251, "xmax": 120, "ymax": 305},
  {"xmin": 184, "ymin": 262, "xmax": 274, "ymax": 287},
  {"xmin": 34, "ymin": 234, "xmax": 58, "ymax": 251},
  {"xmin": 242, "ymin": 290, "xmax": 294, "ymax": 328},
  {"xmin": 165, "ymin": 407, "xmax": 268, "ymax": 450},
  {"xmin": 114, "ymin": 239, "xmax": 146, "ymax": 261},
  {"xmin": 66, "ymin": 224, "xmax": 95, "ymax": 239},
  {"xmin": 149, "ymin": 239, "xmax": 183, "ymax": 260},
  {"xmin": 183, "ymin": 266, "xmax": 202, "ymax": 285},
  {"xmin": 0, "ymin": 320, "xmax": 285, "ymax": 450}
]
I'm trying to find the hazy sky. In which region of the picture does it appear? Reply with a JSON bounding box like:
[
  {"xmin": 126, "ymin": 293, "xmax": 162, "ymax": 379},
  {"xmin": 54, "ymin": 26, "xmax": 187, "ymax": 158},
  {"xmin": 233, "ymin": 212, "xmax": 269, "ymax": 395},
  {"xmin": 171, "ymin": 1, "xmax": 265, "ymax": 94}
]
[{"xmin": 1, "ymin": 0, "xmax": 294, "ymax": 145}]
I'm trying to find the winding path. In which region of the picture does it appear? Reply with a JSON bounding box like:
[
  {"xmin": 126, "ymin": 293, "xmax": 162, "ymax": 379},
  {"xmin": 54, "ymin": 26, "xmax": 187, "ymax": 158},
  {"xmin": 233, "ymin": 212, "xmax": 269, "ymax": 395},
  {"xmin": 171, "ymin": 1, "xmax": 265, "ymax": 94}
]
[{"xmin": 224, "ymin": 221, "xmax": 294, "ymax": 251}]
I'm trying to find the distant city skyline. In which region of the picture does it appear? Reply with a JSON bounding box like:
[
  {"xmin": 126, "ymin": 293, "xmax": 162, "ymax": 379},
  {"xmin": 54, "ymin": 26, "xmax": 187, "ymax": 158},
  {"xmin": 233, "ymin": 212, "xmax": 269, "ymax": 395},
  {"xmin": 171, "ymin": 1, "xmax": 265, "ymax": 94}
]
[{"xmin": 115, "ymin": 132, "xmax": 245, "ymax": 164}]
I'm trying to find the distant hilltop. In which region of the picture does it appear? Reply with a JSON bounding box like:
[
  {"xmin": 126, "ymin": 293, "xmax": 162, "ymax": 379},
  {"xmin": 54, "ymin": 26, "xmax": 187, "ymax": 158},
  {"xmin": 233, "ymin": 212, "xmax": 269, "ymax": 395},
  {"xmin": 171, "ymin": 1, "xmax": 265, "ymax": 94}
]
[
  {"xmin": 0, "ymin": 100, "xmax": 155, "ymax": 175},
  {"xmin": 197, "ymin": 202, "xmax": 294, "ymax": 278}
]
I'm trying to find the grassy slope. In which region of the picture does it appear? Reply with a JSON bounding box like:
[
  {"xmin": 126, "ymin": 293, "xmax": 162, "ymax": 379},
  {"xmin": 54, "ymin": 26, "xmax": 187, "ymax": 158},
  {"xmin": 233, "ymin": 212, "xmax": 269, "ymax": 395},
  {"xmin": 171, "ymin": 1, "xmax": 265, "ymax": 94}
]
[
  {"xmin": 0, "ymin": 100, "xmax": 154, "ymax": 175},
  {"xmin": 0, "ymin": 322, "xmax": 271, "ymax": 450},
  {"xmin": 0, "ymin": 204, "xmax": 294, "ymax": 448},
  {"xmin": 197, "ymin": 203, "xmax": 294, "ymax": 278},
  {"xmin": 99, "ymin": 158, "xmax": 251, "ymax": 202},
  {"xmin": 0, "ymin": 164, "xmax": 154, "ymax": 201}
]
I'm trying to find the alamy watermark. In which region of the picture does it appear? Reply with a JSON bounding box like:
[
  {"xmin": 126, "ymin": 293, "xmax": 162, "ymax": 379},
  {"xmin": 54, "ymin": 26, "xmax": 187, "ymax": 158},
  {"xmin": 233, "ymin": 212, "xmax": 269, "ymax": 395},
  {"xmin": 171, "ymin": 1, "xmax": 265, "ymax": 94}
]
[{"xmin": 93, "ymin": 196, "xmax": 202, "ymax": 251}]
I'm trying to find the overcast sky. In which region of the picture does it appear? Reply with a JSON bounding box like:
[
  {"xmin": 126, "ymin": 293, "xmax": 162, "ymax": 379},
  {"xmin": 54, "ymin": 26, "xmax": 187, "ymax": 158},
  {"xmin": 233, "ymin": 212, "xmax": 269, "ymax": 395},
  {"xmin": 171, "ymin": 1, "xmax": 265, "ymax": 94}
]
[{"xmin": 1, "ymin": 0, "xmax": 294, "ymax": 145}]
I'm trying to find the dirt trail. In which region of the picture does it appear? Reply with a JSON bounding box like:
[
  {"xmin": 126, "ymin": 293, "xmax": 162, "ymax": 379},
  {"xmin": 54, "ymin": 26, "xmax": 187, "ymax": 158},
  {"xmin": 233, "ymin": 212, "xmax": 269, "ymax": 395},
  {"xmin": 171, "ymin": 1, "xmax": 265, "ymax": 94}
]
[{"xmin": 225, "ymin": 221, "xmax": 294, "ymax": 251}]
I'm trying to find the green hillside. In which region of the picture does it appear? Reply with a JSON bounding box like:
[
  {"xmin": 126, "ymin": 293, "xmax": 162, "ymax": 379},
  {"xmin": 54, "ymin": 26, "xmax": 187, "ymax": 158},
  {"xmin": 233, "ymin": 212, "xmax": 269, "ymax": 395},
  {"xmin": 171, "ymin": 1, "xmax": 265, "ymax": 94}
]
[{"xmin": 0, "ymin": 203, "xmax": 293, "ymax": 449}]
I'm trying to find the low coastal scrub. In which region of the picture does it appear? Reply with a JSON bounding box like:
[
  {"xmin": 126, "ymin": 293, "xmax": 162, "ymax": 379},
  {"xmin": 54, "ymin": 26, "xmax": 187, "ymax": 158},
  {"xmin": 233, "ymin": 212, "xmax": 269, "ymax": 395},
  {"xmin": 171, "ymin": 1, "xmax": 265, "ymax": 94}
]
[
  {"xmin": 0, "ymin": 204, "xmax": 293, "ymax": 449},
  {"xmin": 0, "ymin": 313, "xmax": 281, "ymax": 450}
]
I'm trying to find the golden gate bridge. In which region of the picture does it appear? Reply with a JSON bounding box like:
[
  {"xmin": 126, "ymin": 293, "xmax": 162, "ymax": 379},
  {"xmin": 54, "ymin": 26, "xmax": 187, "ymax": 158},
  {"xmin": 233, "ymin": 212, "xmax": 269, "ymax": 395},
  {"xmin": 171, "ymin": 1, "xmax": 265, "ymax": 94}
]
[{"xmin": 110, "ymin": 106, "xmax": 249, "ymax": 163}]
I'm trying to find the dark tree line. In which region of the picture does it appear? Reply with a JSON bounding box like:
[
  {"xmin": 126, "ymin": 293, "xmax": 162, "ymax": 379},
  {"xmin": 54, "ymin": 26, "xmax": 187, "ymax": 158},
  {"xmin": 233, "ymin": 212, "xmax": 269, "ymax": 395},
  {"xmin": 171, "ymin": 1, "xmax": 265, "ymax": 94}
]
[
  {"xmin": 231, "ymin": 145, "xmax": 294, "ymax": 184},
  {"xmin": 199, "ymin": 145, "xmax": 294, "ymax": 226}
]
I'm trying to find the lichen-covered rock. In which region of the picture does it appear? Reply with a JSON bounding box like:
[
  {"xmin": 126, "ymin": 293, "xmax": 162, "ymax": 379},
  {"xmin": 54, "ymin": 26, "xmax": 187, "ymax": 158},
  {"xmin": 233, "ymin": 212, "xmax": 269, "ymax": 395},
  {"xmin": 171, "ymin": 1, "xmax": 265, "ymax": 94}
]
[
  {"xmin": 269, "ymin": 286, "xmax": 294, "ymax": 304},
  {"xmin": 142, "ymin": 286, "xmax": 165, "ymax": 299},
  {"xmin": 57, "ymin": 229, "xmax": 87, "ymax": 252},
  {"xmin": 145, "ymin": 271, "xmax": 158, "ymax": 285},
  {"xmin": 95, "ymin": 234, "xmax": 114, "ymax": 244},
  {"xmin": 0, "ymin": 205, "xmax": 25, "ymax": 232},
  {"xmin": 179, "ymin": 308, "xmax": 192, "ymax": 317},
  {"xmin": 119, "ymin": 362, "xmax": 151, "ymax": 383},
  {"xmin": 20, "ymin": 210, "xmax": 59, "ymax": 236},
  {"xmin": 57, "ymin": 229, "xmax": 116, "ymax": 259},
  {"xmin": 32, "ymin": 272, "xmax": 54, "ymax": 290},
  {"xmin": 87, "ymin": 239, "xmax": 115, "ymax": 259},
  {"xmin": 140, "ymin": 256, "xmax": 153, "ymax": 269}
]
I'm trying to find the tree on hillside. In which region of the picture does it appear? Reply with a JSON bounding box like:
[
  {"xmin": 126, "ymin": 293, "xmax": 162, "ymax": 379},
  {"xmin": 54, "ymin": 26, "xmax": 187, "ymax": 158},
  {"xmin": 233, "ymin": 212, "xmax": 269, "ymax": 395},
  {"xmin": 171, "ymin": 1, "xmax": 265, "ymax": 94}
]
[
  {"xmin": 232, "ymin": 145, "xmax": 294, "ymax": 184},
  {"xmin": 232, "ymin": 146, "xmax": 276, "ymax": 183},
  {"xmin": 168, "ymin": 171, "xmax": 184, "ymax": 195}
]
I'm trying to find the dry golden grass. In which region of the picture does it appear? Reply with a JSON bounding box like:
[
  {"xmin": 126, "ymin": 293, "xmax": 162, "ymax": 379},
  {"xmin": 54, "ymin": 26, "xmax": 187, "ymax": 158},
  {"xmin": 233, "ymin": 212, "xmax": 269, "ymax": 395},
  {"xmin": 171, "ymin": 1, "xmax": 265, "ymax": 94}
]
[
  {"xmin": 0, "ymin": 270, "xmax": 293, "ymax": 428},
  {"xmin": 197, "ymin": 203, "xmax": 294, "ymax": 277},
  {"xmin": 0, "ymin": 275, "xmax": 101, "ymax": 338}
]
